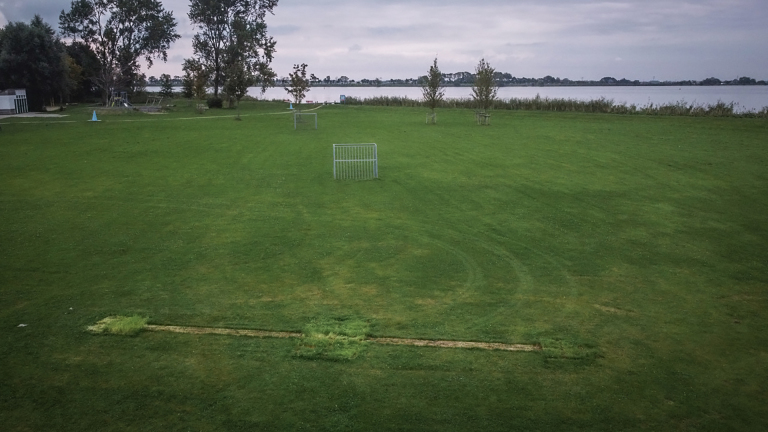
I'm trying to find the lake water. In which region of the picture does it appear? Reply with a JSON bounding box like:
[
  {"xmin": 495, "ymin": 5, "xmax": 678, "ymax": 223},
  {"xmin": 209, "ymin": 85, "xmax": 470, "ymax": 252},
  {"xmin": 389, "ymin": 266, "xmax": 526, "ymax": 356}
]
[
  {"xmin": 149, "ymin": 85, "xmax": 768, "ymax": 112},
  {"xmin": 256, "ymin": 85, "xmax": 768, "ymax": 112}
]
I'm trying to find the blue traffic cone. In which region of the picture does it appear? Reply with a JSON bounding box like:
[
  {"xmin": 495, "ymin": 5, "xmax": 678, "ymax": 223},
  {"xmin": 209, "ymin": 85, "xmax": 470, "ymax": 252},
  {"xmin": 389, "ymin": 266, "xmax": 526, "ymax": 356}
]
[
  {"xmin": 289, "ymin": 103, "xmax": 293, "ymax": 110},
  {"xmin": 89, "ymin": 110, "xmax": 100, "ymax": 122}
]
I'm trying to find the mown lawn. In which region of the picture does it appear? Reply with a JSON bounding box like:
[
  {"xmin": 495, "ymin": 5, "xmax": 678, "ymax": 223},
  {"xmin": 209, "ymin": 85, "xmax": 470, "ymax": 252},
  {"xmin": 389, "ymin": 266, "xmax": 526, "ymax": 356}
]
[{"xmin": 1, "ymin": 102, "xmax": 767, "ymax": 430}]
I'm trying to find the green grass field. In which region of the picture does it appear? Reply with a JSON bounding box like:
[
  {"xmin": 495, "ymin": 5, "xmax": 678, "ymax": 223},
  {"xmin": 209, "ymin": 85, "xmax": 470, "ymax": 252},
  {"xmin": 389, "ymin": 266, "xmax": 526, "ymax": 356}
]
[{"xmin": 1, "ymin": 102, "xmax": 767, "ymax": 430}]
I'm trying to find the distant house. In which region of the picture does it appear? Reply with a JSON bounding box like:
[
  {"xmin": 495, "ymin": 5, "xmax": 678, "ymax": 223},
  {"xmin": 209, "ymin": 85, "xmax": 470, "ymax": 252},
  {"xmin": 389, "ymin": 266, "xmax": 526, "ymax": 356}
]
[{"xmin": 0, "ymin": 89, "xmax": 29, "ymax": 115}]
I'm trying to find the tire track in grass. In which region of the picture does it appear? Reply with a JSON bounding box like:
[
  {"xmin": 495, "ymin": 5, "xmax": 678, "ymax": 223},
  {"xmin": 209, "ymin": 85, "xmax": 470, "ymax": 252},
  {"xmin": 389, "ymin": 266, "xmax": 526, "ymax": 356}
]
[
  {"xmin": 463, "ymin": 222, "xmax": 577, "ymax": 290},
  {"xmin": 396, "ymin": 220, "xmax": 534, "ymax": 292},
  {"xmin": 387, "ymin": 227, "xmax": 483, "ymax": 290}
]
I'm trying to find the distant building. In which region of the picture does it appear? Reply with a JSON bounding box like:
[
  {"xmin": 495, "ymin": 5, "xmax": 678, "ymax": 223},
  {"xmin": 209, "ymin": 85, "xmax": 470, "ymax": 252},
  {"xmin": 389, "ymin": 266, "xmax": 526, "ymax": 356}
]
[{"xmin": 0, "ymin": 89, "xmax": 29, "ymax": 115}]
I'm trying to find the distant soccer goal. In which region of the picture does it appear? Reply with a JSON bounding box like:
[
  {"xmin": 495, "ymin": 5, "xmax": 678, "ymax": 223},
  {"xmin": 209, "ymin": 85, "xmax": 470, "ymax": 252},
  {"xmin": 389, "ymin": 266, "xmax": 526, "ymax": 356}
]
[
  {"xmin": 333, "ymin": 143, "xmax": 378, "ymax": 180},
  {"xmin": 294, "ymin": 112, "xmax": 317, "ymax": 130}
]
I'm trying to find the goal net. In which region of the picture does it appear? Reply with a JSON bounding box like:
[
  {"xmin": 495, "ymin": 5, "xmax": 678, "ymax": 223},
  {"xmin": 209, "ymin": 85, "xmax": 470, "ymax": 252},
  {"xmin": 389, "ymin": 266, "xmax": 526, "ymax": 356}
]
[
  {"xmin": 294, "ymin": 112, "xmax": 317, "ymax": 129},
  {"xmin": 333, "ymin": 143, "xmax": 378, "ymax": 180}
]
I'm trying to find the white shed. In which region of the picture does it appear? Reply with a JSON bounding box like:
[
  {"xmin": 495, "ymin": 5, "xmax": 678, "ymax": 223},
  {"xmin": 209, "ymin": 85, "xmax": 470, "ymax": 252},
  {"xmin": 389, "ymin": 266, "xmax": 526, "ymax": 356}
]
[{"xmin": 0, "ymin": 89, "xmax": 29, "ymax": 115}]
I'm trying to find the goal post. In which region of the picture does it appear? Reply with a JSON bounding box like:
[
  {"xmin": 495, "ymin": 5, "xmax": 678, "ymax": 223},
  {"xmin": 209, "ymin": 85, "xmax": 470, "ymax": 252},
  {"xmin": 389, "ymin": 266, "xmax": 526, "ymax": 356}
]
[
  {"xmin": 294, "ymin": 112, "xmax": 317, "ymax": 129},
  {"xmin": 333, "ymin": 143, "xmax": 378, "ymax": 180}
]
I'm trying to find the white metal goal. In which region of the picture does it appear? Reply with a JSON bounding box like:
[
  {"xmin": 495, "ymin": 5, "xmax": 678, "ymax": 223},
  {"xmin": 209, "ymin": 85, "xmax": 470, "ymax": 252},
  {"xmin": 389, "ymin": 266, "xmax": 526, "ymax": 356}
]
[
  {"xmin": 294, "ymin": 112, "xmax": 317, "ymax": 129},
  {"xmin": 333, "ymin": 143, "xmax": 378, "ymax": 180}
]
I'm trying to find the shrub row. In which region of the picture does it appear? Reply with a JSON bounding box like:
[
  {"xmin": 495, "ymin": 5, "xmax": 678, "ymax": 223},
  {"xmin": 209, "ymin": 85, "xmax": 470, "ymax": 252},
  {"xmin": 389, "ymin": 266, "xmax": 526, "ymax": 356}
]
[{"xmin": 343, "ymin": 95, "xmax": 768, "ymax": 118}]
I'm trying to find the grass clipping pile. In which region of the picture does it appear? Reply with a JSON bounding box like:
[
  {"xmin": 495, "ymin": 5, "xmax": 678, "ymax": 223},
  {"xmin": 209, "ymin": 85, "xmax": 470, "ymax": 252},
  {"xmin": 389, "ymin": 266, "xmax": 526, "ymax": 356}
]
[
  {"xmin": 294, "ymin": 317, "xmax": 371, "ymax": 361},
  {"xmin": 87, "ymin": 316, "xmax": 148, "ymax": 336}
]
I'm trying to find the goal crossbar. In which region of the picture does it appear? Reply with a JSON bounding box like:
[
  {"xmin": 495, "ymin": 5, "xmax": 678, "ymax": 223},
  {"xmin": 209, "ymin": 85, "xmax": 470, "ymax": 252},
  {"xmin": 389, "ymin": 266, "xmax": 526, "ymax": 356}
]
[{"xmin": 333, "ymin": 143, "xmax": 378, "ymax": 180}]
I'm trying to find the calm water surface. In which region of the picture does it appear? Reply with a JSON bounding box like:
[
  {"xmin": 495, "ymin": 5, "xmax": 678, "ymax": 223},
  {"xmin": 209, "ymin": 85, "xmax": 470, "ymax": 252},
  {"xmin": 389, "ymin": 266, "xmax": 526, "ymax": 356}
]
[
  {"xmin": 254, "ymin": 85, "xmax": 768, "ymax": 112},
  {"xmin": 151, "ymin": 85, "xmax": 768, "ymax": 112}
]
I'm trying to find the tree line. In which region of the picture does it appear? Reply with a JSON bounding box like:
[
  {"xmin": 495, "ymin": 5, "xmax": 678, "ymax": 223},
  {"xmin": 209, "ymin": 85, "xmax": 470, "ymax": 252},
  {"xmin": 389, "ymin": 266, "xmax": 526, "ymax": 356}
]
[
  {"xmin": 308, "ymin": 74, "xmax": 767, "ymax": 87},
  {"xmin": 0, "ymin": 0, "xmax": 280, "ymax": 111}
]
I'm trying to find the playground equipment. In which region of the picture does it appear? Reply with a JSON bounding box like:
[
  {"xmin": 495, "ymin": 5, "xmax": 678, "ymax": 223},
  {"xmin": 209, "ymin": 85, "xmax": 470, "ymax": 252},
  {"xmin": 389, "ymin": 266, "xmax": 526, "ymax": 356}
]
[
  {"xmin": 145, "ymin": 96, "xmax": 163, "ymax": 107},
  {"xmin": 108, "ymin": 91, "xmax": 132, "ymax": 108}
]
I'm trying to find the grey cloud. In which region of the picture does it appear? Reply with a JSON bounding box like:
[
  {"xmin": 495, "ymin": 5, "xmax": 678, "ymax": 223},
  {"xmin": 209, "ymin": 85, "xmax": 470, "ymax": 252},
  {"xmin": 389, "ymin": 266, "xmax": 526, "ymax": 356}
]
[
  {"xmin": 1, "ymin": 0, "xmax": 71, "ymax": 26},
  {"xmin": 503, "ymin": 42, "xmax": 545, "ymax": 48},
  {"xmin": 367, "ymin": 26, "xmax": 413, "ymax": 37},
  {"xmin": 270, "ymin": 24, "xmax": 301, "ymax": 36},
  {"xmin": 3, "ymin": 0, "xmax": 767, "ymax": 81}
]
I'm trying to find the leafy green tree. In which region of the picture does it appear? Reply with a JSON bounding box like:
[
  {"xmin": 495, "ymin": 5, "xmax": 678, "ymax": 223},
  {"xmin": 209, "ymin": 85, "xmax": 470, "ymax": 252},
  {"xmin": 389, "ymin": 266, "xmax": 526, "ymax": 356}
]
[
  {"xmin": 183, "ymin": 58, "xmax": 209, "ymax": 102},
  {"xmin": 181, "ymin": 71, "xmax": 195, "ymax": 99},
  {"xmin": 0, "ymin": 15, "xmax": 68, "ymax": 111},
  {"xmin": 65, "ymin": 41, "xmax": 101, "ymax": 101},
  {"xmin": 132, "ymin": 72, "xmax": 147, "ymax": 98},
  {"xmin": 471, "ymin": 58, "xmax": 498, "ymax": 112},
  {"xmin": 63, "ymin": 54, "xmax": 84, "ymax": 100},
  {"xmin": 159, "ymin": 73, "xmax": 174, "ymax": 98},
  {"xmin": 59, "ymin": 0, "xmax": 180, "ymax": 103},
  {"xmin": 284, "ymin": 63, "xmax": 310, "ymax": 105},
  {"xmin": 222, "ymin": 59, "xmax": 263, "ymax": 107},
  {"xmin": 421, "ymin": 57, "xmax": 445, "ymax": 115},
  {"xmin": 188, "ymin": 0, "xmax": 277, "ymax": 99}
]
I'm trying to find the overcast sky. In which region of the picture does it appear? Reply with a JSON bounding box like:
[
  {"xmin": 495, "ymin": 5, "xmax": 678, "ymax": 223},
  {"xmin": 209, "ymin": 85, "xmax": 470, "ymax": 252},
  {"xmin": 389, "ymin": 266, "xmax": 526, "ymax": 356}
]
[{"xmin": 1, "ymin": 0, "xmax": 766, "ymax": 81}]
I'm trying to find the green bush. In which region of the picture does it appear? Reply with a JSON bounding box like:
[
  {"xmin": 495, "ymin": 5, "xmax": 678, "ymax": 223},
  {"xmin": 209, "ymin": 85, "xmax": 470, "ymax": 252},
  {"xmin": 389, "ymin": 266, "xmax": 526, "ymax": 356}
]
[
  {"xmin": 87, "ymin": 315, "xmax": 148, "ymax": 336},
  {"xmin": 344, "ymin": 94, "xmax": 766, "ymax": 117},
  {"xmin": 294, "ymin": 317, "xmax": 371, "ymax": 361},
  {"xmin": 207, "ymin": 97, "xmax": 223, "ymax": 109}
]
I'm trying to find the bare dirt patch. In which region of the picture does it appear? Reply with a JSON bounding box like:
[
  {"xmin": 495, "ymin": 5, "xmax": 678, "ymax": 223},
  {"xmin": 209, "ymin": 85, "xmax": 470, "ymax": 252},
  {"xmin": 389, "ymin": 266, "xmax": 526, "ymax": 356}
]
[
  {"xmin": 145, "ymin": 325, "xmax": 300, "ymax": 338},
  {"xmin": 372, "ymin": 337, "xmax": 541, "ymax": 351},
  {"xmin": 143, "ymin": 324, "xmax": 539, "ymax": 352},
  {"xmin": 594, "ymin": 304, "xmax": 636, "ymax": 315},
  {"xmin": 722, "ymin": 295, "xmax": 763, "ymax": 301}
]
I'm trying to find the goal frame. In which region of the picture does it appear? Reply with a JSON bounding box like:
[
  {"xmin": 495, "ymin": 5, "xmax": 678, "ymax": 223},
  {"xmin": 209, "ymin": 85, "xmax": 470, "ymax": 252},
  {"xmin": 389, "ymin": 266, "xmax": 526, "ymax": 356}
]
[
  {"xmin": 333, "ymin": 143, "xmax": 378, "ymax": 180},
  {"xmin": 294, "ymin": 112, "xmax": 317, "ymax": 130}
]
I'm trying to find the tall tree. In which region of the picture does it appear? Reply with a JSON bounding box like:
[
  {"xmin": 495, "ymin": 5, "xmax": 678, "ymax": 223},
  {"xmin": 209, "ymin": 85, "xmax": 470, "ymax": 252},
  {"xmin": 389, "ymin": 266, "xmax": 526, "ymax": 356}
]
[
  {"xmin": 159, "ymin": 73, "xmax": 174, "ymax": 97},
  {"xmin": 284, "ymin": 63, "xmax": 309, "ymax": 105},
  {"xmin": 471, "ymin": 58, "xmax": 498, "ymax": 112},
  {"xmin": 0, "ymin": 15, "xmax": 68, "ymax": 111},
  {"xmin": 65, "ymin": 41, "xmax": 101, "ymax": 101},
  {"xmin": 421, "ymin": 57, "xmax": 445, "ymax": 115},
  {"xmin": 182, "ymin": 58, "xmax": 209, "ymax": 102},
  {"xmin": 181, "ymin": 68, "xmax": 195, "ymax": 99},
  {"xmin": 59, "ymin": 0, "xmax": 180, "ymax": 104},
  {"xmin": 222, "ymin": 60, "xmax": 256, "ymax": 107},
  {"xmin": 188, "ymin": 0, "xmax": 278, "ymax": 98}
]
